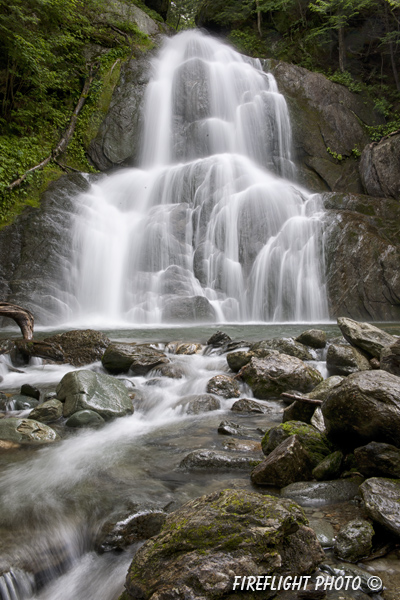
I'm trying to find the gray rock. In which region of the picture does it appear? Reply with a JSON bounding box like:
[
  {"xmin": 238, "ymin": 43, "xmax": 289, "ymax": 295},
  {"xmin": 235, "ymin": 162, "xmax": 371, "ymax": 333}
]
[
  {"xmin": 337, "ymin": 317, "xmax": 396, "ymax": 359},
  {"xmin": 12, "ymin": 395, "xmax": 39, "ymax": 410},
  {"xmin": 65, "ymin": 409, "xmax": 105, "ymax": 428},
  {"xmin": 334, "ymin": 519, "xmax": 374, "ymax": 562},
  {"xmin": 251, "ymin": 435, "xmax": 313, "ymax": 487},
  {"xmin": 311, "ymin": 407, "xmax": 326, "ymax": 434},
  {"xmin": 102, "ymin": 343, "xmax": 168, "ymax": 375},
  {"xmin": 312, "ymin": 451, "xmax": 343, "ymax": 481},
  {"xmin": 0, "ymin": 418, "xmax": 58, "ymax": 445},
  {"xmin": 281, "ymin": 477, "xmax": 364, "ymax": 506},
  {"xmin": 179, "ymin": 449, "xmax": 261, "ymax": 470},
  {"xmin": 123, "ymin": 489, "xmax": 324, "ymax": 600},
  {"xmin": 178, "ymin": 394, "xmax": 221, "ymax": 415},
  {"xmin": 56, "ymin": 370, "xmax": 133, "ymax": 420},
  {"xmin": 251, "ymin": 337, "xmax": 314, "ymax": 361},
  {"xmin": 29, "ymin": 399, "xmax": 63, "ymax": 423},
  {"xmin": 360, "ymin": 477, "xmax": 400, "ymax": 538},
  {"xmin": 326, "ymin": 341, "xmax": 371, "ymax": 375},
  {"xmin": 206, "ymin": 331, "xmax": 232, "ymax": 348},
  {"xmin": 240, "ymin": 354, "xmax": 323, "ymax": 399},
  {"xmin": 322, "ymin": 370, "xmax": 400, "ymax": 447},
  {"xmin": 308, "ymin": 519, "xmax": 336, "ymax": 548},
  {"xmin": 354, "ymin": 441, "xmax": 400, "ymax": 478},
  {"xmin": 296, "ymin": 329, "xmax": 327, "ymax": 349},
  {"xmin": 96, "ymin": 508, "xmax": 167, "ymax": 553},
  {"xmin": 261, "ymin": 421, "xmax": 332, "ymax": 467},
  {"xmin": 152, "ymin": 362, "xmax": 186, "ymax": 379},
  {"xmin": 360, "ymin": 132, "xmax": 400, "ymax": 200},
  {"xmin": 307, "ymin": 376, "xmax": 344, "ymax": 401},
  {"xmin": 380, "ymin": 338, "xmax": 400, "ymax": 377},
  {"xmin": 282, "ymin": 400, "xmax": 316, "ymax": 424},
  {"xmin": 231, "ymin": 398, "xmax": 269, "ymax": 414},
  {"xmin": 226, "ymin": 350, "xmax": 254, "ymax": 372},
  {"xmin": 206, "ymin": 374, "xmax": 240, "ymax": 399},
  {"xmin": 162, "ymin": 295, "xmax": 217, "ymax": 323},
  {"xmin": 20, "ymin": 384, "xmax": 40, "ymax": 400}
]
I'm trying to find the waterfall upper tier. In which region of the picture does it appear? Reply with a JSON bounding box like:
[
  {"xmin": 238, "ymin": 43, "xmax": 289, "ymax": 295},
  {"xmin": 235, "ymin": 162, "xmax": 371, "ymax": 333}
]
[{"xmin": 65, "ymin": 30, "xmax": 329, "ymax": 326}]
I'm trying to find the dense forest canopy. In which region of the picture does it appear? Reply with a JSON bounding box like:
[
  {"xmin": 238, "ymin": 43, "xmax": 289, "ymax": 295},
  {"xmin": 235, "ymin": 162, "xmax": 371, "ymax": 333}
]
[{"xmin": 0, "ymin": 0, "xmax": 399, "ymax": 223}]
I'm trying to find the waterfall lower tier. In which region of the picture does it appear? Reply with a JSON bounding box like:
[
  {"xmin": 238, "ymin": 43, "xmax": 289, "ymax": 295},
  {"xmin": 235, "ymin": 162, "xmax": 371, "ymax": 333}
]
[{"xmin": 67, "ymin": 30, "xmax": 328, "ymax": 326}]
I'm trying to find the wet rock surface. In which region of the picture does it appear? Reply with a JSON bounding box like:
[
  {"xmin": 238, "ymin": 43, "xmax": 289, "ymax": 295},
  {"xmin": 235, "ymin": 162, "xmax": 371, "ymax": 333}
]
[
  {"xmin": 206, "ymin": 374, "xmax": 240, "ymax": 399},
  {"xmin": 262, "ymin": 421, "xmax": 332, "ymax": 467},
  {"xmin": 281, "ymin": 477, "xmax": 364, "ymax": 506},
  {"xmin": 251, "ymin": 435, "xmax": 313, "ymax": 487},
  {"xmin": 179, "ymin": 449, "xmax": 261, "ymax": 471},
  {"xmin": 360, "ymin": 477, "xmax": 400, "ymax": 538},
  {"xmin": 0, "ymin": 418, "xmax": 58, "ymax": 445},
  {"xmin": 334, "ymin": 518, "xmax": 374, "ymax": 562},
  {"xmin": 360, "ymin": 132, "xmax": 400, "ymax": 200},
  {"xmin": 102, "ymin": 343, "xmax": 169, "ymax": 375},
  {"xmin": 337, "ymin": 317, "xmax": 396, "ymax": 358},
  {"xmin": 354, "ymin": 441, "xmax": 400, "ymax": 478}
]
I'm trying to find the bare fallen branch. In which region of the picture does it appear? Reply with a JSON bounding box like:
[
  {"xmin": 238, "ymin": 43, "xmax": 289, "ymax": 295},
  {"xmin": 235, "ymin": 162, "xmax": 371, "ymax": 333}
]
[{"xmin": 0, "ymin": 302, "xmax": 34, "ymax": 340}]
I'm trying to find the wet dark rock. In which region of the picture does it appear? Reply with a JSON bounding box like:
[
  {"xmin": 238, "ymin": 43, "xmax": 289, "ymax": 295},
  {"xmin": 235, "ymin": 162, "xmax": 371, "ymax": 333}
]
[
  {"xmin": 179, "ymin": 394, "xmax": 221, "ymax": 415},
  {"xmin": 281, "ymin": 477, "xmax": 364, "ymax": 506},
  {"xmin": 20, "ymin": 384, "xmax": 40, "ymax": 400},
  {"xmin": 226, "ymin": 350, "xmax": 254, "ymax": 372},
  {"xmin": 312, "ymin": 451, "xmax": 343, "ymax": 481},
  {"xmin": 360, "ymin": 477, "xmax": 400, "ymax": 538},
  {"xmin": 251, "ymin": 436, "xmax": 313, "ymax": 487},
  {"xmin": 179, "ymin": 449, "xmax": 261, "ymax": 470},
  {"xmin": 96, "ymin": 508, "xmax": 167, "ymax": 553},
  {"xmin": 282, "ymin": 400, "xmax": 316, "ymax": 424},
  {"xmin": 380, "ymin": 338, "xmax": 400, "ymax": 377},
  {"xmin": 122, "ymin": 489, "xmax": 324, "ymax": 600},
  {"xmin": 337, "ymin": 317, "xmax": 396, "ymax": 359},
  {"xmin": 151, "ymin": 362, "xmax": 186, "ymax": 379},
  {"xmin": 206, "ymin": 331, "xmax": 232, "ymax": 347},
  {"xmin": 354, "ymin": 442, "xmax": 400, "ymax": 478},
  {"xmin": 65, "ymin": 409, "xmax": 105, "ymax": 428},
  {"xmin": 261, "ymin": 421, "xmax": 332, "ymax": 467},
  {"xmin": 240, "ymin": 355, "xmax": 323, "ymax": 399},
  {"xmin": 0, "ymin": 418, "xmax": 58, "ymax": 445},
  {"xmin": 323, "ymin": 194, "xmax": 400, "ymax": 321},
  {"xmin": 102, "ymin": 343, "xmax": 168, "ymax": 375},
  {"xmin": 56, "ymin": 370, "xmax": 133, "ymax": 420},
  {"xmin": 322, "ymin": 370, "xmax": 400, "ymax": 448},
  {"xmin": 326, "ymin": 341, "xmax": 371, "ymax": 375},
  {"xmin": 162, "ymin": 295, "xmax": 217, "ymax": 323},
  {"xmin": 221, "ymin": 438, "xmax": 262, "ymax": 453},
  {"xmin": 334, "ymin": 519, "xmax": 374, "ymax": 562},
  {"xmin": 29, "ymin": 399, "xmax": 63, "ymax": 423},
  {"xmin": 296, "ymin": 330, "xmax": 327, "ymax": 349},
  {"xmin": 206, "ymin": 374, "xmax": 240, "ymax": 399},
  {"xmin": 231, "ymin": 398, "xmax": 270, "ymax": 414},
  {"xmin": 360, "ymin": 132, "xmax": 400, "ymax": 200},
  {"xmin": 250, "ymin": 337, "xmax": 314, "ymax": 361},
  {"xmin": 307, "ymin": 376, "xmax": 344, "ymax": 401},
  {"xmin": 12, "ymin": 395, "xmax": 39, "ymax": 410}
]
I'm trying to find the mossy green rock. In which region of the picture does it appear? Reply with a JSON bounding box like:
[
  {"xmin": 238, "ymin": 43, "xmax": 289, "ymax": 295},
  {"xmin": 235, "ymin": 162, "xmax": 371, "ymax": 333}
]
[
  {"xmin": 65, "ymin": 409, "xmax": 105, "ymax": 428},
  {"xmin": 56, "ymin": 370, "xmax": 133, "ymax": 420},
  {"xmin": 312, "ymin": 450, "xmax": 343, "ymax": 481},
  {"xmin": 334, "ymin": 519, "xmax": 374, "ymax": 562},
  {"xmin": 122, "ymin": 489, "xmax": 324, "ymax": 600},
  {"xmin": 261, "ymin": 421, "xmax": 332, "ymax": 467},
  {"xmin": 240, "ymin": 355, "xmax": 323, "ymax": 399}
]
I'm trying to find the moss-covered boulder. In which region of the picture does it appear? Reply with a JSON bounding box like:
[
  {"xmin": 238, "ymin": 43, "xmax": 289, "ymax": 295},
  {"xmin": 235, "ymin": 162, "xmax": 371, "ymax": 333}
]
[
  {"xmin": 261, "ymin": 421, "xmax": 332, "ymax": 467},
  {"xmin": 121, "ymin": 489, "xmax": 324, "ymax": 600},
  {"xmin": 312, "ymin": 450, "xmax": 343, "ymax": 481},
  {"xmin": 240, "ymin": 354, "xmax": 323, "ymax": 399}
]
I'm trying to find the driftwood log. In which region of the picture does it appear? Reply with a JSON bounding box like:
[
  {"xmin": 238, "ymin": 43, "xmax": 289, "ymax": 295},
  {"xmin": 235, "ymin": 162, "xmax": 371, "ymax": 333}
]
[
  {"xmin": 0, "ymin": 302, "xmax": 34, "ymax": 340},
  {"xmin": 280, "ymin": 392, "xmax": 322, "ymax": 405}
]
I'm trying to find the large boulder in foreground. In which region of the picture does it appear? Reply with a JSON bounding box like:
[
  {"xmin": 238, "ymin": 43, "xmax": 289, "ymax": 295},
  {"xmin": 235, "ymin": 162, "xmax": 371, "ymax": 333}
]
[
  {"xmin": 322, "ymin": 370, "xmax": 400, "ymax": 447},
  {"xmin": 360, "ymin": 478, "xmax": 400, "ymax": 538},
  {"xmin": 121, "ymin": 489, "xmax": 324, "ymax": 600},
  {"xmin": 56, "ymin": 370, "xmax": 133, "ymax": 420},
  {"xmin": 381, "ymin": 338, "xmax": 400, "ymax": 377},
  {"xmin": 337, "ymin": 317, "xmax": 396, "ymax": 358},
  {"xmin": 240, "ymin": 354, "xmax": 322, "ymax": 399}
]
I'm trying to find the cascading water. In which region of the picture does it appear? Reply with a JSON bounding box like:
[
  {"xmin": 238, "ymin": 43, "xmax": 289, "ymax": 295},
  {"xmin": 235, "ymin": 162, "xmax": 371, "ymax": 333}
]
[{"xmin": 70, "ymin": 30, "xmax": 328, "ymax": 326}]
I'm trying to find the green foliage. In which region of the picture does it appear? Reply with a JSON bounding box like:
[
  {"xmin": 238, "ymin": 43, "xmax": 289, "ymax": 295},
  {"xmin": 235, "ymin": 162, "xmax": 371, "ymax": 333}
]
[
  {"xmin": 327, "ymin": 70, "xmax": 363, "ymax": 92},
  {"xmin": 326, "ymin": 146, "xmax": 344, "ymax": 161},
  {"xmin": 228, "ymin": 29, "xmax": 266, "ymax": 57},
  {"xmin": 366, "ymin": 116, "xmax": 400, "ymax": 142}
]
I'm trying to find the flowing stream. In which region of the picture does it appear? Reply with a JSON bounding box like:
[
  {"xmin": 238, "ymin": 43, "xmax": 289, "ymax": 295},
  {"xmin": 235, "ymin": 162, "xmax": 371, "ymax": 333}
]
[{"xmin": 68, "ymin": 30, "xmax": 328, "ymax": 326}]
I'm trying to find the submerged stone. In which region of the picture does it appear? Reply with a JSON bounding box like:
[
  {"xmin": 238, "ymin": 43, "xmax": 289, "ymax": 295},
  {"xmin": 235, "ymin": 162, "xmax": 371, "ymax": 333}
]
[{"xmin": 179, "ymin": 449, "xmax": 261, "ymax": 471}]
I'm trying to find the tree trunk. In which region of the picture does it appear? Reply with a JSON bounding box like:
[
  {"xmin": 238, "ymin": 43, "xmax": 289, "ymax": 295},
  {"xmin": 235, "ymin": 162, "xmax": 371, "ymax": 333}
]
[
  {"xmin": 338, "ymin": 25, "xmax": 346, "ymax": 72},
  {"xmin": 0, "ymin": 302, "xmax": 34, "ymax": 340}
]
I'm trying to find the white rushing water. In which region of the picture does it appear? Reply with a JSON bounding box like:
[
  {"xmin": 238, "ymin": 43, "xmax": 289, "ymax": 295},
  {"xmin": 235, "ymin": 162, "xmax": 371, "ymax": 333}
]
[{"xmin": 68, "ymin": 30, "xmax": 328, "ymax": 326}]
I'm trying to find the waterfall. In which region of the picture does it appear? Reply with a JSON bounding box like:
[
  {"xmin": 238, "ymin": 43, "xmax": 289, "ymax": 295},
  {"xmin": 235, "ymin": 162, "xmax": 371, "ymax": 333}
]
[{"xmin": 70, "ymin": 30, "xmax": 328, "ymax": 325}]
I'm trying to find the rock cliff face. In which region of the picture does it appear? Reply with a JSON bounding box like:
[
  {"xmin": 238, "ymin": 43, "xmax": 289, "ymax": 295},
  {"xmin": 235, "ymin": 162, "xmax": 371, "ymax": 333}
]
[{"xmin": 359, "ymin": 132, "xmax": 400, "ymax": 200}]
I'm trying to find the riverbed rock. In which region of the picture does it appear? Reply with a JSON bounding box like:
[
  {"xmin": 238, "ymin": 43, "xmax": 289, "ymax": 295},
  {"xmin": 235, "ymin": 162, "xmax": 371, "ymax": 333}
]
[
  {"xmin": 322, "ymin": 370, "xmax": 400, "ymax": 447},
  {"xmin": 65, "ymin": 409, "xmax": 105, "ymax": 428},
  {"xmin": 221, "ymin": 438, "xmax": 262, "ymax": 453},
  {"xmin": 179, "ymin": 394, "xmax": 221, "ymax": 415},
  {"xmin": 206, "ymin": 331, "xmax": 232, "ymax": 348},
  {"xmin": 251, "ymin": 435, "xmax": 313, "ymax": 487},
  {"xmin": 20, "ymin": 384, "xmax": 40, "ymax": 400},
  {"xmin": 0, "ymin": 418, "xmax": 58, "ymax": 445},
  {"xmin": 334, "ymin": 518, "xmax": 374, "ymax": 562},
  {"xmin": 206, "ymin": 374, "xmax": 240, "ymax": 399},
  {"xmin": 97, "ymin": 508, "xmax": 167, "ymax": 553},
  {"xmin": 380, "ymin": 338, "xmax": 400, "ymax": 377},
  {"xmin": 12, "ymin": 395, "xmax": 39, "ymax": 410},
  {"xmin": 337, "ymin": 317, "xmax": 396, "ymax": 358},
  {"xmin": 282, "ymin": 400, "xmax": 316, "ymax": 424},
  {"xmin": 251, "ymin": 337, "xmax": 314, "ymax": 361},
  {"xmin": 122, "ymin": 488, "xmax": 324, "ymax": 600},
  {"xmin": 29, "ymin": 399, "xmax": 63, "ymax": 423},
  {"xmin": 326, "ymin": 341, "xmax": 371, "ymax": 375},
  {"xmin": 296, "ymin": 329, "xmax": 327, "ymax": 349},
  {"xmin": 360, "ymin": 132, "xmax": 400, "ymax": 200},
  {"xmin": 231, "ymin": 398, "xmax": 269, "ymax": 414},
  {"xmin": 56, "ymin": 370, "xmax": 133, "ymax": 420},
  {"xmin": 312, "ymin": 451, "xmax": 343, "ymax": 481},
  {"xmin": 307, "ymin": 376, "xmax": 344, "ymax": 401},
  {"xmin": 162, "ymin": 295, "xmax": 217, "ymax": 323},
  {"xmin": 151, "ymin": 362, "xmax": 187, "ymax": 379},
  {"xmin": 102, "ymin": 343, "xmax": 169, "ymax": 375},
  {"xmin": 226, "ymin": 350, "xmax": 254, "ymax": 372},
  {"xmin": 179, "ymin": 449, "xmax": 261, "ymax": 471},
  {"xmin": 360, "ymin": 478, "xmax": 400, "ymax": 538},
  {"xmin": 240, "ymin": 355, "xmax": 323, "ymax": 399},
  {"xmin": 354, "ymin": 442, "xmax": 400, "ymax": 478},
  {"xmin": 281, "ymin": 477, "xmax": 364, "ymax": 506},
  {"xmin": 261, "ymin": 421, "xmax": 332, "ymax": 467}
]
